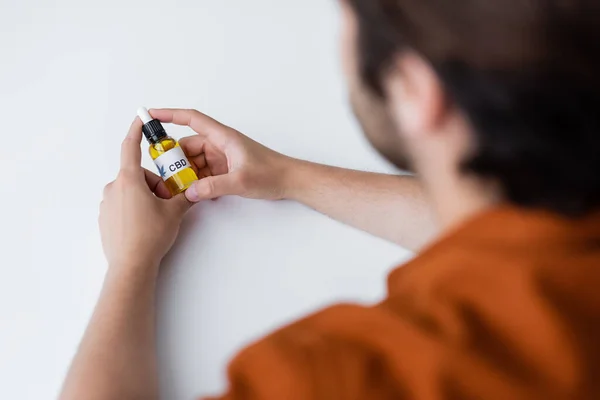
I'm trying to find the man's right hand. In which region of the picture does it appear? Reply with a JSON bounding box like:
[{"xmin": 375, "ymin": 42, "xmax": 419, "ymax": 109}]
[
  {"xmin": 150, "ymin": 108, "xmax": 293, "ymax": 202},
  {"xmin": 151, "ymin": 107, "xmax": 435, "ymax": 251}
]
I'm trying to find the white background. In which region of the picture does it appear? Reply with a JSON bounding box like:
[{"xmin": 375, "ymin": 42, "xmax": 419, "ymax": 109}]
[{"xmin": 0, "ymin": 1, "xmax": 411, "ymax": 399}]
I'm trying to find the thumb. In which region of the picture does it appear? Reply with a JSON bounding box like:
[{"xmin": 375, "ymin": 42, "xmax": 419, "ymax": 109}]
[{"xmin": 185, "ymin": 174, "xmax": 241, "ymax": 202}]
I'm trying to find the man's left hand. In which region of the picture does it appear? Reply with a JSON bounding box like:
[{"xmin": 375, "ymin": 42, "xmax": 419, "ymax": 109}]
[{"xmin": 99, "ymin": 117, "xmax": 192, "ymax": 272}]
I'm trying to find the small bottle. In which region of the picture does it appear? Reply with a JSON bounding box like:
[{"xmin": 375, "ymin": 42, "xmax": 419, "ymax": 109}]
[{"xmin": 138, "ymin": 107, "xmax": 198, "ymax": 196}]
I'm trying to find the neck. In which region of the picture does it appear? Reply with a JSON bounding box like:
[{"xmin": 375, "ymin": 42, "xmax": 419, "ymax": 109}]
[{"xmin": 420, "ymin": 162, "xmax": 501, "ymax": 233}]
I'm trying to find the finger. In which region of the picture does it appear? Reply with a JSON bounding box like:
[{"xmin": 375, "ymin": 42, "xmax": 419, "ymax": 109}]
[
  {"xmin": 179, "ymin": 136, "xmax": 206, "ymax": 158},
  {"xmin": 180, "ymin": 142, "xmax": 207, "ymax": 175},
  {"xmin": 185, "ymin": 173, "xmax": 242, "ymax": 202},
  {"xmin": 190, "ymin": 154, "xmax": 207, "ymax": 174},
  {"xmin": 144, "ymin": 168, "xmax": 172, "ymax": 199},
  {"xmin": 149, "ymin": 108, "xmax": 224, "ymax": 137},
  {"xmin": 197, "ymin": 165, "xmax": 212, "ymax": 179},
  {"xmin": 121, "ymin": 117, "xmax": 144, "ymax": 170},
  {"xmin": 167, "ymin": 193, "xmax": 193, "ymax": 217}
]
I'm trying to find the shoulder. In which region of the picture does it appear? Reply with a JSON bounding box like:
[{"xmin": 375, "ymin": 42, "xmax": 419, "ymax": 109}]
[{"xmin": 218, "ymin": 281, "xmax": 583, "ymax": 399}]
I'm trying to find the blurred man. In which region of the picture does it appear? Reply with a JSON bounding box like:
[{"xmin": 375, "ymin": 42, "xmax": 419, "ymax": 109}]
[{"xmin": 61, "ymin": 0, "xmax": 600, "ymax": 399}]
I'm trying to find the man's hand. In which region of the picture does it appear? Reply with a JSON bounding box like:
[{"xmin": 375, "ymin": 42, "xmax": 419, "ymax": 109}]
[
  {"xmin": 99, "ymin": 117, "xmax": 192, "ymax": 270},
  {"xmin": 61, "ymin": 118, "xmax": 190, "ymax": 400},
  {"xmin": 150, "ymin": 108, "xmax": 292, "ymax": 202},
  {"xmin": 150, "ymin": 108, "xmax": 435, "ymax": 251}
]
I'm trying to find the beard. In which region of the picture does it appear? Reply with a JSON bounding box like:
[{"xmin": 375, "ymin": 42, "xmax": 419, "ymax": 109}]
[{"xmin": 349, "ymin": 83, "xmax": 413, "ymax": 172}]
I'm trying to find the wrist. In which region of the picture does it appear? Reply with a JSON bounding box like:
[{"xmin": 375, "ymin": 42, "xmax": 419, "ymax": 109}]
[
  {"xmin": 278, "ymin": 157, "xmax": 310, "ymax": 201},
  {"xmin": 108, "ymin": 257, "xmax": 160, "ymax": 278},
  {"xmin": 103, "ymin": 258, "xmax": 160, "ymax": 297}
]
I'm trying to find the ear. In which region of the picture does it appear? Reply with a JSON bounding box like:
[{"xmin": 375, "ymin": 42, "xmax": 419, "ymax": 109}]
[{"xmin": 385, "ymin": 52, "xmax": 446, "ymax": 138}]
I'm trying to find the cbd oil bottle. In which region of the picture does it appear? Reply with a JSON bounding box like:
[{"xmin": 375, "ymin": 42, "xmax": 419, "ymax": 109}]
[{"xmin": 138, "ymin": 107, "xmax": 198, "ymax": 196}]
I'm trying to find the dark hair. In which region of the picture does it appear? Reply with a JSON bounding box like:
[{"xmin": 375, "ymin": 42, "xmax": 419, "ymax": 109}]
[{"xmin": 348, "ymin": 0, "xmax": 600, "ymax": 217}]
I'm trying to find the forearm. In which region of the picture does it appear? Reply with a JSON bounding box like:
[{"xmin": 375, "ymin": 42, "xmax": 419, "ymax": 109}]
[
  {"xmin": 283, "ymin": 159, "xmax": 437, "ymax": 251},
  {"xmin": 60, "ymin": 262, "xmax": 160, "ymax": 400}
]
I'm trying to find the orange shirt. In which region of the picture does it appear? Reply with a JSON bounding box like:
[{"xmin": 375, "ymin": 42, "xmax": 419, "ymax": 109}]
[{"xmin": 208, "ymin": 207, "xmax": 600, "ymax": 399}]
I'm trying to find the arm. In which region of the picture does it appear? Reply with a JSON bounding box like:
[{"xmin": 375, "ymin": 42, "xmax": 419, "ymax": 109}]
[
  {"xmin": 60, "ymin": 118, "xmax": 191, "ymax": 400},
  {"xmin": 150, "ymin": 108, "xmax": 437, "ymax": 252},
  {"xmin": 284, "ymin": 160, "xmax": 435, "ymax": 251},
  {"xmin": 60, "ymin": 263, "xmax": 160, "ymax": 400}
]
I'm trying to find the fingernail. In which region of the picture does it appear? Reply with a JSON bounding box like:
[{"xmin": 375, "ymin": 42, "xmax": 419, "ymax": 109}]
[{"xmin": 185, "ymin": 184, "xmax": 200, "ymax": 202}]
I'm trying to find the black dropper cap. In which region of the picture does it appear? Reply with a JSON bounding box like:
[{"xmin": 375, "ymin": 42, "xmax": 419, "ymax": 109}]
[
  {"xmin": 142, "ymin": 119, "xmax": 168, "ymax": 144},
  {"xmin": 138, "ymin": 107, "xmax": 168, "ymax": 144}
]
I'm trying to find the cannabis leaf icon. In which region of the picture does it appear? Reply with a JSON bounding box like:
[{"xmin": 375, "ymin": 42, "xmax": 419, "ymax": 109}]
[{"xmin": 158, "ymin": 165, "xmax": 167, "ymax": 178}]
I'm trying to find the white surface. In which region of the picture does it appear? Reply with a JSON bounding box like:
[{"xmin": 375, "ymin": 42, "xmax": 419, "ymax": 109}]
[{"xmin": 0, "ymin": 1, "xmax": 412, "ymax": 399}]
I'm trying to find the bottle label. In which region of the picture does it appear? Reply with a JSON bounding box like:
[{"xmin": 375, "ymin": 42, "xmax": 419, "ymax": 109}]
[{"xmin": 153, "ymin": 147, "xmax": 193, "ymax": 181}]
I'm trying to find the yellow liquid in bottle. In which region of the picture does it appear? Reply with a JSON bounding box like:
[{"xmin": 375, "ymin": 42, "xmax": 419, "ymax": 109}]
[{"xmin": 149, "ymin": 137, "xmax": 198, "ymax": 196}]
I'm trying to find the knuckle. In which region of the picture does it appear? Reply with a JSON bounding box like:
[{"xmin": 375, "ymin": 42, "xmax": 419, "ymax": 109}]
[
  {"xmin": 179, "ymin": 136, "xmax": 195, "ymax": 150},
  {"xmin": 121, "ymin": 137, "xmax": 133, "ymax": 149},
  {"xmin": 115, "ymin": 173, "xmax": 131, "ymax": 188},
  {"xmin": 184, "ymin": 108, "xmax": 199, "ymax": 120},
  {"xmin": 103, "ymin": 182, "xmax": 113, "ymax": 196}
]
